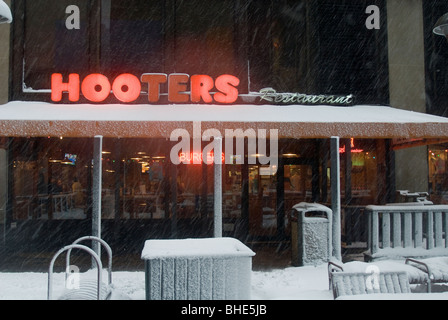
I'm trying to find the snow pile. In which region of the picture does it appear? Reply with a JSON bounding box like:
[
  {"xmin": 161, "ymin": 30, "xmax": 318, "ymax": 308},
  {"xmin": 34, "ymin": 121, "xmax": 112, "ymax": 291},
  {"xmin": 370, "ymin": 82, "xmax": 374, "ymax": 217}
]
[
  {"xmin": 251, "ymin": 265, "xmax": 333, "ymax": 300},
  {"xmin": 336, "ymin": 292, "xmax": 448, "ymax": 300},
  {"xmin": 2, "ymin": 101, "xmax": 448, "ymax": 139},
  {"xmin": 340, "ymin": 260, "xmax": 429, "ymax": 284},
  {"xmin": 0, "ymin": 265, "xmax": 332, "ymax": 300},
  {"xmin": 407, "ymin": 257, "xmax": 448, "ymax": 282},
  {"xmin": 142, "ymin": 238, "xmax": 255, "ymax": 300},
  {"xmin": 141, "ymin": 237, "xmax": 255, "ymax": 259},
  {"xmin": 3, "ymin": 101, "xmax": 448, "ymax": 125},
  {"xmin": 0, "ymin": 260, "xmax": 448, "ymax": 300}
]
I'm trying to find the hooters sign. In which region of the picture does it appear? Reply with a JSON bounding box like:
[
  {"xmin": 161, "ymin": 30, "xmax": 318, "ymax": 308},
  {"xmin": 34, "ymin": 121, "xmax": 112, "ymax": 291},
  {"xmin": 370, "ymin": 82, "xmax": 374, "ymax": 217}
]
[{"xmin": 51, "ymin": 73, "xmax": 240, "ymax": 104}]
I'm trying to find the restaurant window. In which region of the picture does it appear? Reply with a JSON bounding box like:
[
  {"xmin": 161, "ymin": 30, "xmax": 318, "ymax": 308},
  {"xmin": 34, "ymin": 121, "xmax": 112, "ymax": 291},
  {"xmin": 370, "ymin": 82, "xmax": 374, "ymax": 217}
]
[
  {"xmin": 338, "ymin": 139, "xmax": 383, "ymax": 206},
  {"xmin": 16, "ymin": 0, "xmax": 92, "ymax": 97},
  {"xmin": 246, "ymin": 0, "xmax": 389, "ymax": 103},
  {"xmin": 10, "ymin": 137, "xmax": 92, "ymax": 220},
  {"xmin": 247, "ymin": 1, "xmax": 312, "ymax": 93},
  {"xmin": 169, "ymin": 0, "xmax": 240, "ymax": 78},
  {"xmin": 312, "ymin": 0, "xmax": 389, "ymax": 104},
  {"xmin": 101, "ymin": 138, "xmax": 169, "ymax": 220},
  {"xmin": 12, "ymin": 0, "xmax": 246, "ymax": 102},
  {"xmin": 428, "ymin": 144, "xmax": 448, "ymax": 204},
  {"xmin": 100, "ymin": 0, "xmax": 165, "ymax": 79},
  {"xmin": 423, "ymin": 1, "xmax": 448, "ymax": 205},
  {"xmin": 423, "ymin": 0, "xmax": 448, "ymax": 117},
  {"xmin": 12, "ymin": 0, "xmax": 389, "ymax": 105},
  {"xmin": 8, "ymin": 137, "xmax": 173, "ymax": 221}
]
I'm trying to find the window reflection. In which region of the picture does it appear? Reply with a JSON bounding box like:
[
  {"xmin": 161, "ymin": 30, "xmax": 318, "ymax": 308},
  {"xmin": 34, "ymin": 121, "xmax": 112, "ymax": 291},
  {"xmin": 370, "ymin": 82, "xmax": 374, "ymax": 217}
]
[{"xmin": 7, "ymin": 137, "xmax": 388, "ymax": 246}]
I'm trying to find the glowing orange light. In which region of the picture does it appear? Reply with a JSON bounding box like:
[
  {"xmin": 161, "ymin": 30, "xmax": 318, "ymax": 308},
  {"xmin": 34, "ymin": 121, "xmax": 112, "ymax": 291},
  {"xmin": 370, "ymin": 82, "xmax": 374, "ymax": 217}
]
[
  {"xmin": 168, "ymin": 74, "xmax": 190, "ymax": 103},
  {"xmin": 339, "ymin": 138, "xmax": 364, "ymax": 153},
  {"xmin": 112, "ymin": 73, "xmax": 141, "ymax": 103},
  {"xmin": 214, "ymin": 74, "xmax": 240, "ymax": 103},
  {"xmin": 190, "ymin": 75, "xmax": 214, "ymax": 103},
  {"xmin": 51, "ymin": 73, "xmax": 240, "ymax": 104},
  {"xmin": 141, "ymin": 73, "xmax": 167, "ymax": 102},
  {"xmin": 81, "ymin": 73, "xmax": 111, "ymax": 102},
  {"xmin": 51, "ymin": 73, "xmax": 80, "ymax": 102},
  {"xmin": 179, "ymin": 152, "xmax": 225, "ymax": 164}
]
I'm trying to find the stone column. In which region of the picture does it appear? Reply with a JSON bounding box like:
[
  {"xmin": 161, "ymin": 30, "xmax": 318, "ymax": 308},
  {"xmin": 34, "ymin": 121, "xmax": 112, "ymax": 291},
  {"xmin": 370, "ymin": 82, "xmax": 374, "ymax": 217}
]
[{"xmin": 387, "ymin": 0, "xmax": 428, "ymax": 193}]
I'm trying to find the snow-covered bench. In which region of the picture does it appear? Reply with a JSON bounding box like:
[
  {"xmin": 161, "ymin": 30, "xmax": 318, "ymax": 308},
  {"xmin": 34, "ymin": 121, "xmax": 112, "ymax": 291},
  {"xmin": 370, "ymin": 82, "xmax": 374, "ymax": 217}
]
[
  {"xmin": 329, "ymin": 260, "xmax": 428, "ymax": 286},
  {"xmin": 329, "ymin": 256, "xmax": 448, "ymax": 297},
  {"xmin": 328, "ymin": 260, "xmax": 428, "ymax": 299},
  {"xmin": 405, "ymin": 257, "xmax": 448, "ymax": 293},
  {"xmin": 331, "ymin": 270, "xmax": 411, "ymax": 299}
]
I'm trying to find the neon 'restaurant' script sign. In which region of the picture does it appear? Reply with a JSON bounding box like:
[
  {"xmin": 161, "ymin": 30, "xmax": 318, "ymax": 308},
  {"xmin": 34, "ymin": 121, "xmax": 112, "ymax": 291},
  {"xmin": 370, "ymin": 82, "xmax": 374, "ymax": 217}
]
[{"xmin": 51, "ymin": 73, "xmax": 240, "ymax": 104}]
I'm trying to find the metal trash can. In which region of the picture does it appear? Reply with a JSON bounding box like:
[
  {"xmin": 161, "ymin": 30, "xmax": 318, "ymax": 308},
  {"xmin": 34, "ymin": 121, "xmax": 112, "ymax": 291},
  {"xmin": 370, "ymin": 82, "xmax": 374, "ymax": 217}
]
[
  {"xmin": 141, "ymin": 237, "xmax": 255, "ymax": 300},
  {"xmin": 290, "ymin": 202, "xmax": 332, "ymax": 266}
]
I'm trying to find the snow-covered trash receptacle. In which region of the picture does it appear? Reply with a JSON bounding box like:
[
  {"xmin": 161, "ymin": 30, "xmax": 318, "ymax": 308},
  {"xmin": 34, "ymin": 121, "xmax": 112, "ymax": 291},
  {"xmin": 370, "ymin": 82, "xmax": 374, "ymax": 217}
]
[
  {"xmin": 290, "ymin": 202, "xmax": 332, "ymax": 267},
  {"xmin": 141, "ymin": 237, "xmax": 255, "ymax": 300}
]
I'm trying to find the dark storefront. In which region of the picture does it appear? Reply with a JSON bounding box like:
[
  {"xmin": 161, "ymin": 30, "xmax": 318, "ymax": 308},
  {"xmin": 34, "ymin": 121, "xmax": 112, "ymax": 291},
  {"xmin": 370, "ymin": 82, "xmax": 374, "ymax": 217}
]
[
  {"xmin": 3, "ymin": 0, "xmax": 448, "ymax": 270},
  {"xmin": 10, "ymin": 0, "xmax": 388, "ymax": 103},
  {"xmin": 2, "ymin": 133, "xmax": 391, "ymax": 255}
]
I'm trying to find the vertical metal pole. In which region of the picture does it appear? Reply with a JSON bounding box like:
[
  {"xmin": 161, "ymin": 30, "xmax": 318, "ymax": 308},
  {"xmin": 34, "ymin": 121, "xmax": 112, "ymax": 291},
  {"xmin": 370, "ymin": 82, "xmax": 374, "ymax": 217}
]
[
  {"xmin": 330, "ymin": 136, "xmax": 341, "ymax": 260},
  {"xmin": 276, "ymin": 156, "xmax": 285, "ymax": 238},
  {"xmin": 171, "ymin": 164, "xmax": 177, "ymax": 239},
  {"xmin": 214, "ymin": 137, "xmax": 222, "ymax": 238},
  {"xmin": 92, "ymin": 135, "xmax": 103, "ymax": 259},
  {"xmin": 344, "ymin": 139, "xmax": 352, "ymax": 244}
]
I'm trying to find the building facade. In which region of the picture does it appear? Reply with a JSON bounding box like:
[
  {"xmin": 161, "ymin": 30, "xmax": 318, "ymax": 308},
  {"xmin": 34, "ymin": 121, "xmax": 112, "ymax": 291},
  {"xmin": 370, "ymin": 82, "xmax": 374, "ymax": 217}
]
[{"xmin": 1, "ymin": 0, "xmax": 448, "ymax": 268}]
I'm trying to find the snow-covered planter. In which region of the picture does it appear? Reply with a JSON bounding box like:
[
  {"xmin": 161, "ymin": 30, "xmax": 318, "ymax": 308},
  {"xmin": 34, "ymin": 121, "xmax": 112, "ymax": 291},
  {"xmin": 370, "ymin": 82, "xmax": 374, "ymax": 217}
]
[{"xmin": 141, "ymin": 237, "xmax": 255, "ymax": 300}]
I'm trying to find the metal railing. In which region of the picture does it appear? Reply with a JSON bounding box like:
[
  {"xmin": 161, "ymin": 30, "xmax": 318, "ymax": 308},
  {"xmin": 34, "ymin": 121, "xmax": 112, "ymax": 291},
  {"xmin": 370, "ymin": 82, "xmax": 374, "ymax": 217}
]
[
  {"xmin": 365, "ymin": 205, "xmax": 448, "ymax": 257},
  {"xmin": 47, "ymin": 244, "xmax": 103, "ymax": 300}
]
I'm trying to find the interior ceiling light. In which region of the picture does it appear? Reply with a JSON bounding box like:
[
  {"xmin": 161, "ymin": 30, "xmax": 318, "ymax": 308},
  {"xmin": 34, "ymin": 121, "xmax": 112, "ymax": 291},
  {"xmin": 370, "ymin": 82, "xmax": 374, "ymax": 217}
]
[
  {"xmin": 61, "ymin": 156, "xmax": 72, "ymax": 165},
  {"xmin": 282, "ymin": 153, "xmax": 299, "ymax": 158}
]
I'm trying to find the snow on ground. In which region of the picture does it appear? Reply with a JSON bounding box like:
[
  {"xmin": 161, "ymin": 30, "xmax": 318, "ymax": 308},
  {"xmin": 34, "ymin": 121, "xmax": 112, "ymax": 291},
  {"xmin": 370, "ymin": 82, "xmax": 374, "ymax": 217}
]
[
  {"xmin": 251, "ymin": 265, "xmax": 333, "ymax": 300},
  {"xmin": 1, "ymin": 262, "xmax": 448, "ymax": 300},
  {"xmin": 0, "ymin": 264, "xmax": 332, "ymax": 300}
]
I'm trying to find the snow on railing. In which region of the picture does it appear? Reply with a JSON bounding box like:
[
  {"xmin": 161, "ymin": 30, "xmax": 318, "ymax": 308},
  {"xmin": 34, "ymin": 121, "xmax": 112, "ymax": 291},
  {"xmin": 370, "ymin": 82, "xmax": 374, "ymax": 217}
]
[{"xmin": 365, "ymin": 205, "xmax": 448, "ymax": 259}]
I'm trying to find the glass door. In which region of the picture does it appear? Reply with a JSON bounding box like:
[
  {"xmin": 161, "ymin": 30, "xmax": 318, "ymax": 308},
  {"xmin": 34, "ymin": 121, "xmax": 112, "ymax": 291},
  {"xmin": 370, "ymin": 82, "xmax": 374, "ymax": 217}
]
[
  {"xmin": 248, "ymin": 165, "xmax": 277, "ymax": 236},
  {"xmin": 284, "ymin": 164, "xmax": 313, "ymax": 208},
  {"xmin": 247, "ymin": 162, "xmax": 316, "ymax": 238}
]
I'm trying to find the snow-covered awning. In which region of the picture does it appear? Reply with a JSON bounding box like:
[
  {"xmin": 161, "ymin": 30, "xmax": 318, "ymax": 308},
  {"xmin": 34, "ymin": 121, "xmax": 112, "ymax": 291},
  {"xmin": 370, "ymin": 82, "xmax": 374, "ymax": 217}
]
[{"xmin": 1, "ymin": 101, "xmax": 448, "ymax": 140}]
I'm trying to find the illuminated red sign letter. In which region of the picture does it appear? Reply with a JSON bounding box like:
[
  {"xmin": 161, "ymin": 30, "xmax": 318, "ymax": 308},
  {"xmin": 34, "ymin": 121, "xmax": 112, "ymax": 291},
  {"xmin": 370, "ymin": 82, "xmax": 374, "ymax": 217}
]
[
  {"xmin": 141, "ymin": 73, "xmax": 167, "ymax": 103},
  {"xmin": 191, "ymin": 75, "xmax": 214, "ymax": 103},
  {"xmin": 214, "ymin": 74, "xmax": 240, "ymax": 104},
  {"xmin": 81, "ymin": 73, "xmax": 111, "ymax": 102},
  {"xmin": 168, "ymin": 74, "xmax": 189, "ymax": 103},
  {"xmin": 112, "ymin": 74, "xmax": 141, "ymax": 103},
  {"xmin": 178, "ymin": 152, "xmax": 225, "ymax": 164},
  {"xmin": 51, "ymin": 73, "xmax": 80, "ymax": 102},
  {"xmin": 51, "ymin": 72, "xmax": 240, "ymax": 104}
]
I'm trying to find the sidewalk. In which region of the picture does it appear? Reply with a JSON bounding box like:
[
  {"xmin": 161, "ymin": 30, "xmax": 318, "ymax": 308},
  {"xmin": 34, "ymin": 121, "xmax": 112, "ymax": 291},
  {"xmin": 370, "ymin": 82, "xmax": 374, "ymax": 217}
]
[{"xmin": 0, "ymin": 264, "xmax": 333, "ymax": 300}]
